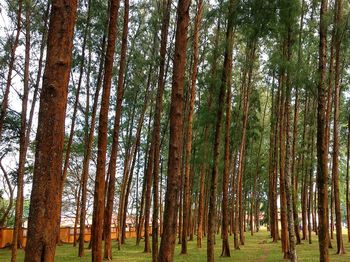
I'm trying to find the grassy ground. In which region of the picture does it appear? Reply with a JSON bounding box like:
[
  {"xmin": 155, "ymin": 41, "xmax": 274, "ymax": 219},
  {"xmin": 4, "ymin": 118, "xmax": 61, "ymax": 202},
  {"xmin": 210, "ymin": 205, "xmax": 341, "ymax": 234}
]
[{"xmin": 1, "ymin": 229, "xmax": 350, "ymax": 261}]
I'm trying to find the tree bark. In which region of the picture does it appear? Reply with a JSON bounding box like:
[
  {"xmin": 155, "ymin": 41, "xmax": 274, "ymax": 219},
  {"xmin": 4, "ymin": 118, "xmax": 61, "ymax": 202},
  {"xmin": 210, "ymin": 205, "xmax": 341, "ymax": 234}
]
[
  {"xmin": 316, "ymin": 0, "xmax": 330, "ymax": 260},
  {"xmin": 158, "ymin": 0, "xmax": 190, "ymax": 260},
  {"xmin": 78, "ymin": 29, "xmax": 107, "ymax": 258},
  {"xmin": 197, "ymin": 17, "xmax": 220, "ymax": 249},
  {"xmin": 11, "ymin": 1, "xmax": 30, "ymax": 260},
  {"xmin": 24, "ymin": 1, "xmax": 77, "ymax": 261},
  {"xmin": 103, "ymin": 0, "xmax": 128, "ymax": 258},
  {"xmin": 150, "ymin": 1, "xmax": 172, "ymax": 259},
  {"xmin": 331, "ymin": 0, "xmax": 345, "ymax": 254},
  {"xmin": 208, "ymin": 1, "xmax": 235, "ymax": 260},
  {"xmin": 91, "ymin": 0, "xmax": 120, "ymax": 260},
  {"xmin": 181, "ymin": 0, "xmax": 202, "ymax": 255}
]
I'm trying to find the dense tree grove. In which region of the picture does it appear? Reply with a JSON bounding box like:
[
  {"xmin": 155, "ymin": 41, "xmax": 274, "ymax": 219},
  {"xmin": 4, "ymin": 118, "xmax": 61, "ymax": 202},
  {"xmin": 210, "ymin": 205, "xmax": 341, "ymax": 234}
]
[{"xmin": 0, "ymin": 0, "xmax": 350, "ymax": 261}]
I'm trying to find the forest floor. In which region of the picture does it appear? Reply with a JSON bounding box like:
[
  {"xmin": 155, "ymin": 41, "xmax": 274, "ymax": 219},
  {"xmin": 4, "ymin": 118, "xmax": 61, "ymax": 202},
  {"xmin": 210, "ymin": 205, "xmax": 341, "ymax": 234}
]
[{"xmin": 1, "ymin": 229, "xmax": 350, "ymax": 261}]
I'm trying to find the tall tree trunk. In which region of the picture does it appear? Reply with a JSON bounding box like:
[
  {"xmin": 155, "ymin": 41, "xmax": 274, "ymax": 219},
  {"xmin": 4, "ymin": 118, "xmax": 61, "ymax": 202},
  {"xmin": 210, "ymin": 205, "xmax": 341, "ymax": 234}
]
[
  {"xmin": 181, "ymin": 0, "xmax": 202, "ymax": 255},
  {"xmin": 91, "ymin": 0, "xmax": 120, "ymax": 260},
  {"xmin": 60, "ymin": 0, "xmax": 92, "ymax": 187},
  {"xmin": 308, "ymin": 123, "xmax": 316, "ymax": 244},
  {"xmin": 11, "ymin": 2, "xmax": 30, "ymax": 260},
  {"xmin": 136, "ymin": 107, "xmax": 153, "ymax": 246},
  {"xmin": 316, "ymin": 0, "xmax": 330, "ymax": 260},
  {"xmin": 158, "ymin": 0, "xmax": 190, "ymax": 260},
  {"xmin": 151, "ymin": 1, "xmax": 171, "ymax": 259},
  {"xmin": 251, "ymin": 90, "xmax": 269, "ymax": 237},
  {"xmin": 238, "ymin": 40, "xmax": 256, "ymax": 247},
  {"xmin": 278, "ymin": 70, "xmax": 289, "ymax": 258},
  {"xmin": 207, "ymin": 1, "xmax": 235, "ymax": 260},
  {"xmin": 104, "ymin": 0, "xmax": 128, "ymax": 258},
  {"xmin": 283, "ymin": 20, "xmax": 297, "ymax": 261},
  {"xmin": 221, "ymin": 67, "xmax": 232, "ymax": 258},
  {"xmin": 24, "ymin": 1, "xmax": 77, "ymax": 261},
  {"xmin": 197, "ymin": 17, "xmax": 220, "ymax": 249},
  {"xmin": 331, "ymin": 0, "xmax": 345, "ymax": 254},
  {"xmin": 78, "ymin": 29, "xmax": 107, "ymax": 258}
]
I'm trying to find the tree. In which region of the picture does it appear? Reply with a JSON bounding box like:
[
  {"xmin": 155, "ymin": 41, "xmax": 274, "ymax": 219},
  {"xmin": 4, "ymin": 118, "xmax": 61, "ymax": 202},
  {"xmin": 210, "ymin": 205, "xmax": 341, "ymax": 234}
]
[
  {"xmin": 91, "ymin": 0, "xmax": 120, "ymax": 260},
  {"xmin": 207, "ymin": 0, "xmax": 235, "ymax": 260},
  {"xmin": 104, "ymin": 0, "xmax": 129, "ymax": 257},
  {"xmin": 181, "ymin": 0, "xmax": 203, "ymax": 255},
  {"xmin": 24, "ymin": 1, "xmax": 78, "ymax": 261},
  {"xmin": 158, "ymin": 0, "xmax": 190, "ymax": 260},
  {"xmin": 331, "ymin": 0, "xmax": 345, "ymax": 255},
  {"xmin": 316, "ymin": 0, "xmax": 330, "ymax": 261}
]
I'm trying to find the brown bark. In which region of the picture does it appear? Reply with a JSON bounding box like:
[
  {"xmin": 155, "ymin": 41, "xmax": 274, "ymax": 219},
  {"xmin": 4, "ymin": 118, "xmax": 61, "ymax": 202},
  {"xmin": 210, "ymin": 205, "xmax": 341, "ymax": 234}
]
[
  {"xmin": 73, "ymin": 184, "xmax": 81, "ymax": 247},
  {"xmin": 24, "ymin": 1, "xmax": 77, "ymax": 261},
  {"xmin": 197, "ymin": 17, "xmax": 220, "ymax": 249},
  {"xmin": 308, "ymin": 121, "xmax": 316, "ymax": 244},
  {"xmin": 208, "ymin": 1, "xmax": 235, "ymax": 260},
  {"xmin": 278, "ymin": 68, "xmax": 289, "ymax": 258},
  {"xmin": 151, "ymin": 1, "xmax": 171, "ymax": 259},
  {"xmin": 103, "ymin": 0, "xmax": 128, "ymax": 258},
  {"xmin": 90, "ymin": 0, "xmax": 120, "ymax": 260},
  {"xmin": 136, "ymin": 108, "xmax": 153, "ymax": 246},
  {"xmin": 221, "ymin": 67, "xmax": 232, "ymax": 258},
  {"xmin": 283, "ymin": 23, "xmax": 297, "ymax": 261},
  {"xmin": 268, "ymin": 77, "xmax": 279, "ymax": 242},
  {"xmin": 12, "ymin": 3, "xmax": 50, "ymax": 256},
  {"xmin": 78, "ymin": 29, "xmax": 107, "ymax": 258},
  {"xmin": 144, "ymin": 144, "xmax": 154, "ymax": 253},
  {"xmin": 61, "ymin": 0, "xmax": 92, "ymax": 187},
  {"xmin": 181, "ymin": 0, "xmax": 202, "ymax": 255},
  {"xmin": 158, "ymin": 0, "xmax": 190, "ymax": 260},
  {"xmin": 251, "ymin": 90, "xmax": 269, "ymax": 237},
  {"xmin": 11, "ymin": 1, "xmax": 30, "ymax": 260},
  {"xmin": 237, "ymin": 40, "xmax": 256, "ymax": 247},
  {"xmin": 292, "ymin": 0, "xmax": 305, "ymax": 245},
  {"xmin": 331, "ymin": 0, "xmax": 345, "ymax": 254},
  {"xmin": 316, "ymin": 0, "xmax": 330, "ymax": 260}
]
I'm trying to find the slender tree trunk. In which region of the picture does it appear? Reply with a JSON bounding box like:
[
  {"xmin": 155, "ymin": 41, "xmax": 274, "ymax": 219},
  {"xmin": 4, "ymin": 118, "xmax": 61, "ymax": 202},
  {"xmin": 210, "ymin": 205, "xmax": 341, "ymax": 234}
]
[
  {"xmin": 91, "ymin": 0, "xmax": 120, "ymax": 260},
  {"xmin": 332, "ymin": 0, "xmax": 345, "ymax": 254},
  {"xmin": 207, "ymin": 1, "xmax": 235, "ymax": 260},
  {"xmin": 238, "ymin": 41, "xmax": 256, "ymax": 247},
  {"xmin": 308, "ymin": 125, "xmax": 315, "ymax": 244},
  {"xmin": 158, "ymin": 0, "xmax": 190, "ymax": 260},
  {"xmin": 78, "ymin": 30, "xmax": 107, "ymax": 258},
  {"xmin": 11, "ymin": 2, "xmax": 30, "ymax": 260},
  {"xmin": 221, "ymin": 68, "xmax": 232, "ymax": 258},
  {"xmin": 278, "ymin": 69, "xmax": 289, "ymax": 258},
  {"xmin": 283, "ymin": 22, "xmax": 297, "ymax": 261},
  {"xmin": 24, "ymin": 1, "xmax": 77, "ymax": 261},
  {"xmin": 316, "ymin": 0, "xmax": 330, "ymax": 260},
  {"xmin": 73, "ymin": 185, "xmax": 81, "ymax": 247},
  {"xmin": 103, "ymin": 0, "xmax": 128, "ymax": 258},
  {"xmin": 181, "ymin": 0, "xmax": 202, "ymax": 255},
  {"xmin": 136, "ymin": 107, "xmax": 153, "ymax": 246},
  {"xmin": 144, "ymin": 144, "xmax": 154, "ymax": 253},
  {"xmin": 151, "ymin": 1, "xmax": 171, "ymax": 259},
  {"xmin": 251, "ymin": 90, "xmax": 269, "ymax": 237},
  {"xmin": 197, "ymin": 17, "xmax": 220, "ymax": 249}
]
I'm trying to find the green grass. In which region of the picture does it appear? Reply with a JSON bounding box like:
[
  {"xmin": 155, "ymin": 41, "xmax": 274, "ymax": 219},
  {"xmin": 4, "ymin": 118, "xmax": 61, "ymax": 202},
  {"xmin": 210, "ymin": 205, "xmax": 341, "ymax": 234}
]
[{"xmin": 2, "ymin": 229, "xmax": 350, "ymax": 261}]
